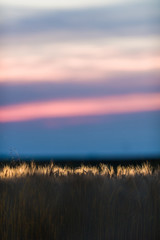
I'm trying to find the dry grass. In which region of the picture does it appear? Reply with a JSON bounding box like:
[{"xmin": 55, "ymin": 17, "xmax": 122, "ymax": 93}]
[
  {"xmin": 0, "ymin": 161, "xmax": 157, "ymax": 179},
  {"xmin": 0, "ymin": 162, "xmax": 160, "ymax": 240}
]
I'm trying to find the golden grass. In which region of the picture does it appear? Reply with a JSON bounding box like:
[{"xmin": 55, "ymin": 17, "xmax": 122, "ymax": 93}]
[
  {"xmin": 0, "ymin": 161, "xmax": 157, "ymax": 179},
  {"xmin": 0, "ymin": 162, "xmax": 160, "ymax": 240}
]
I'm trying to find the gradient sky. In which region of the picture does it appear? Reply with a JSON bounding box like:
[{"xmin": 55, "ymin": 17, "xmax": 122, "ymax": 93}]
[{"xmin": 0, "ymin": 0, "xmax": 160, "ymax": 158}]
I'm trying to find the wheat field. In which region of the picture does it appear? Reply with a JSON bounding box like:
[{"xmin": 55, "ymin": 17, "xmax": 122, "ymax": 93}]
[{"xmin": 0, "ymin": 162, "xmax": 160, "ymax": 240}]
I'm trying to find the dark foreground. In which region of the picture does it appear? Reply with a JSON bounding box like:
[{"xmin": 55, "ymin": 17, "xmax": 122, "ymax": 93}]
[{"xmin": 0, "ymin": 162, "xmax": 160, "ymax": 240}]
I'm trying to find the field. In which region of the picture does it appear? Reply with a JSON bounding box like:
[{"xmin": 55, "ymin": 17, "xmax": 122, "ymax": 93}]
[{"xmin": 0, "ymin": 161, "xmax": 160, "ymax": 240}]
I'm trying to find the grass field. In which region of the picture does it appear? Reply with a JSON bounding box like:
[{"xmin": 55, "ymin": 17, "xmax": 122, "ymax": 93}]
[{"xmin": 0, "ymin": 162, "xmax": 160, "ymax": 240}]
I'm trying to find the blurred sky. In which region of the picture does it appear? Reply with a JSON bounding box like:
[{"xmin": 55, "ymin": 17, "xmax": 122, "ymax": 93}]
[{"xmin": 0, "ymin": 0, "xmax": 160, "ymax": 158}]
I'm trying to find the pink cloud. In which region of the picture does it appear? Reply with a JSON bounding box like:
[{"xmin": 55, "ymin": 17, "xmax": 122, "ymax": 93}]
[
  {"xmin": 1, "ymin": 56, "xmax": 160, "ymax": 83},
  {"xmin": 0, "ymin": 41, "xmax": 160, "ymax": 83},
  {"xmin": 0, "ymin": 93, "xmax": 160, "ymax": 123}
]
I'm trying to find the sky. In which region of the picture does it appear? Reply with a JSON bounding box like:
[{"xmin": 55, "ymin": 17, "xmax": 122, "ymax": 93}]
[
  {"xmin": 0, "ymin": 0, "xmax": 160, "ymax": 159},
  {"xmin": 0, "ymin": 0, "xmax": 143, "ymax": 9}
]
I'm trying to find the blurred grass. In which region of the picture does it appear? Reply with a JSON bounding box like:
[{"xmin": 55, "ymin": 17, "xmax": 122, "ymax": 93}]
[{"xmin": 0, "ymin": 162, "xmax": 160, "ymax": 240}]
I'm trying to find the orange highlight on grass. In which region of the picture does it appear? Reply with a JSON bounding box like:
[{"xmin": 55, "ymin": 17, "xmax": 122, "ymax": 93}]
[{"xmin": 0, "ymin": 93, "xmax": 160, "ymax": 123}]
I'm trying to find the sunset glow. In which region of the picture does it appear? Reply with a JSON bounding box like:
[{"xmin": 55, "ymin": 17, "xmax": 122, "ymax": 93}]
[
  {"xmin": 0, "ymin": 93, "xmax": 160, "ymax": 123},
  {"xmin": 1, "ymin": 40, "xmax": 160, "ymax": 83},
  {"xmin": 1, "ymin": 56, "xmax": 160, "ymax": 83}
]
